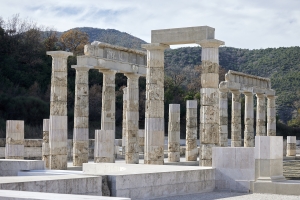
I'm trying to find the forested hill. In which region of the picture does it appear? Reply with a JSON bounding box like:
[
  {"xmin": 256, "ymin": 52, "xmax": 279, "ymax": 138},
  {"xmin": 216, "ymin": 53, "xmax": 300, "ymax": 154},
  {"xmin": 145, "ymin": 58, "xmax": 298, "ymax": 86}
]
[{"xmin": 164, "ymin": 46, "xmax": 300, "ymax": 123}]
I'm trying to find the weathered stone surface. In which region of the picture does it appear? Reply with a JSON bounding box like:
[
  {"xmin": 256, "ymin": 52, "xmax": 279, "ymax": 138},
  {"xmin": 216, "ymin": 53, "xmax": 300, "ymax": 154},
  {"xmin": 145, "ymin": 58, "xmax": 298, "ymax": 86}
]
[
  {"xmin": 218, "ymin": 89, "xmax": 228, "ymax": 147},
  {"xmin": 186, "ymin": 100, "xmax": 198, "ymax": 161},
  {"xmin": 47, "ymin": 51, "xmax": 72, "ymax": 170},
  {"xmin": 138, "ymin": 129, "xmax": 145, "ymax": 153},
  {"xmin": 94, "ymin": 130, "xmax": 115, "ymax": 163},
  {"xmin": 100, "ymin": 69, "xmax": 116, "ymax": 132},
  {"xmin": 267, "ymin": 95, "xmax": 276, "ymax": 136},
  {"xmin": 5, "ymin": 120, "xmax": 24, "ymax": 159},
  {"xmin": 231, "ymin": 90, "xmax": 241, "ymax": 147},
  {"xmin": 256, "ymin": 93, "xmax": 266, "ymax": 136},
  {"xmin": 122, "ymin": 87, "xmax": 127, "ymax": 153},
  {"xmin": 244, "ymin": 92, "xmax": 254, "ymax": 147},
  {"xmin": 168, "ymin": 104, "xmax": 180, "ymax": 162},
  {"xmin": 142, "ymin": 43, "xmax": 169, "ymax": 165},
  {"xmin": 42, "ymin": 119, "xmax": 50, "ymax": 168},
  {"xmin": 124, "ymin": 73, "xmax": 139, "ymax": 164},
  {"xmin": 287, "ymin": 136, "xmax": 296, "ymax": 156}
]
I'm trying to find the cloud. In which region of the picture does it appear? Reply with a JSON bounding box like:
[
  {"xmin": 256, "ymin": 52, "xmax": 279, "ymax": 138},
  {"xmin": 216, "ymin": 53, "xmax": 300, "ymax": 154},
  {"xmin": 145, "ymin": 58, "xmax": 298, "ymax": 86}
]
[{"xmin": 0, "ymin": 0, "xmax": 299, "ymax": 49}]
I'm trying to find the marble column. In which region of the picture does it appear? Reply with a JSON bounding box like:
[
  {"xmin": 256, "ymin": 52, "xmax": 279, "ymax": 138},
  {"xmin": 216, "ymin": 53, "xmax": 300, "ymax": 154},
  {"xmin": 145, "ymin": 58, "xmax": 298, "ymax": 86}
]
[
  {"xmin": 94, "ymin": 130, "xmax": 115, "ymax": 163},
  {"xmin": 5, "ymin": 120, "xmax": 24, "ymax": 159},
  {"xmin": 168, "ymin": 104, "xmax": 180, "ymax": 162},
  {"xmin": 42, "ymin": 119, "xmax": 50, "ymax": 168},
  {"xmin": 256, "ymin": 93, "xmax": 266, "ymax": 136},
  {"xmin": 231, "ymin": 90, "xmax": 241, "ymax": 147},
  {"xmin": 47, "ymin": 51, "xmax": 72, "ymax": 170},
  {"xmin": 100, "ymin": 69, "xmax": 116, "ymax": 132},
  {"xmin": 121, "ymin": 87, "xmax": 128, "ymax": 155},
  {"xmin": 287, "ymin": 136, "xmax": 296, "ymax": 156},
  {"xmin": 244, "ymin": 92, "xmax": 254, "ymax": 147},
  {"xmin": 72, "ymin": 65, "xmax": 91, "ymax": 166},
  {"xmin": 186, "ymin": 100, "xmax": 198, "ymax": 161},
  {"xmin": 267, "ymin": 95, "xmax": 276, "ymax": 136},
  {"xmin": 219, "ymin": 89, "xmax": 228, "ymax": 147},
  {"xmin": 142, "ymin": 43, "xmax": 169, "ymax": 165},
  {"xmin": 198, "ymin": 39, "xmax": 224, "ymax": 166},
  {"xmin": 138, "ymin": 129, "xmax": 145, "ymax": 153},
  {"xmin": 124, "ymin": 73, "xmax": 140, "ymax": 164}
]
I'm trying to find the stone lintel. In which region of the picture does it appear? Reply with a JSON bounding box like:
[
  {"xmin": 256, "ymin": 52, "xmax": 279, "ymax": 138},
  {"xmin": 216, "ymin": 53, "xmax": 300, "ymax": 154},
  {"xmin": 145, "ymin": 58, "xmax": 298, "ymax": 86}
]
[
  {"xmin": 141, "ymin": 43, "xmax": 170, "ymax": 50},
  {"xmin": 197, "ymin": 39, "xmax": 225, "ymax": 48},
  {"xmin": 71, "ymin": 65, "xmax": 93, "ymax": 71},
  {"xmin": 47, "ymin": 51, "xmax": 73, "ymax": 58},
  {"xmin": 151, "ymin": 26, "xmax": 215, "ymax": 45},
  {"xmin": 90, "ymin": 41, "xmax": 147, "ymax": 55}
]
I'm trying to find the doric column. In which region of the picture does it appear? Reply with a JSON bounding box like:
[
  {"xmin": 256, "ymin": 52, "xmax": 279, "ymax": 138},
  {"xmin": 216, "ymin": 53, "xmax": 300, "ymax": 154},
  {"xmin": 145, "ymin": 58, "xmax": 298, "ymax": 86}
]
[
  {"xmin": 168, "ymin": 104, "xmax": 180, "ymax": 162},
  {"xmin": 256, "ymin": 93, "xmax": 266, "ymax": 136},
  {"xmin": 100, "ymin": 69, "xmax": 116, "ymax": 132},
  {"xmin": 186, "ymin": 100, "xmax": 198, "ymax": 161},
  {"xmin": 5, "ymin": 120, "xmax": 24, "ymax": 159},
  {"xmin": 42, "ymin": 119, "xmax": 50, "ymax": 168},
  {"xmin": 267, "ymin": 95, "xmax": 276, "ymax": 136},
  {"xmin": 219, "ymin": 89, "xmax": 228, "ymax": 147},
  {"xmin": 244, "ymin": 92, "xmax": 254, "ymax": 147},
  {"xmin": 198, "ymin": 39, "xmax": 224, "ymax": 166},
  {"xmin": 231, "ymin": 90, "xmax": 241, "ymax": 147},
  {"xmin": 124, "ymin": 73, "xmax": 140, "ymax": 164},
  {"xmin": 142, "ymin": 43, "xmax": 169, "ymax": 165},
  {"xmin": 72, "ymin": 65, "xmax": 92, "ymax": 166},
  {"xmin": 47, "ymin": 51, "xmax": 72, "ymax": 170},
  {"xmin": 94, "ymin": 130, "xmax": 115, "ymax": 163},
  {"xmin": 121, "ymin": 87, "xmax": 128, "ymax": 155}
]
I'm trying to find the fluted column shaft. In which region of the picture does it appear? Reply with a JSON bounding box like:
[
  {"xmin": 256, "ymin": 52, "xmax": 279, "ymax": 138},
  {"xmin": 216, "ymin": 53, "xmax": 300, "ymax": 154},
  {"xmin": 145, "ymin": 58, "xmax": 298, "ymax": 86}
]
[
  {"xmin": 124, "ymin": 73, "xmax": 140, "ymax": 164},
  {"xmin": 244, "ymin": 92, "xmax": 254, "ymax": 147},
  {"xmin": 100, "ymin": 69, "xmax": 116, "ymax": 132},
  {"xmin": 168, "ymin": 104, "xmax": 180, "ymax": 162},
  {"xmin": 267, "ymin": 95, "xmax": 276, "ymax": 136},
  {"xmin": 219, "ymin": 89, "xmax": 228, "ymax": 147},
  {"xmin": 72, "ymin": 66, "xmax": 91, "ymax": 166},
  {"xmin": 186, "ymin": 100, "xmax": 198, "ymax": 161},
  {"xmin": 198, "ymin": 39, "xmax": 224, "ymax": 167},
  {"xmin": 231, "ymin": 90, "xmax": 241, "ymax": 147},
  {"xmin": 142, "ymin": 43, "xmax": 169, "ymax": 165},
  {"xmin": 47, "ymin": 51, "xmax": 72, "ymax": 170},
  {"xmin": 256, "ymin": 93, "xmax": 266, "ymax": 136}
]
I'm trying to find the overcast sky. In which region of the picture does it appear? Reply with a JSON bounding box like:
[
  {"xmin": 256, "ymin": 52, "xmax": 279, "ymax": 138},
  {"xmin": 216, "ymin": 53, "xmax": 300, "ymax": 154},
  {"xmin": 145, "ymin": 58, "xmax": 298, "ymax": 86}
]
[{"xmin": 0, "ymin": 0, "xmax": 299, "ymax": 49}]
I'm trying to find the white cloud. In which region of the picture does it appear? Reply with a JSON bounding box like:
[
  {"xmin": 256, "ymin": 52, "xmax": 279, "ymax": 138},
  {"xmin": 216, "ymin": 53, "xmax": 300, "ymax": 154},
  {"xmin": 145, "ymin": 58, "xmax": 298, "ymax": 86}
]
[{"xmin": 0, "ymin": 0, "xmax": 299, "ymax": 49}]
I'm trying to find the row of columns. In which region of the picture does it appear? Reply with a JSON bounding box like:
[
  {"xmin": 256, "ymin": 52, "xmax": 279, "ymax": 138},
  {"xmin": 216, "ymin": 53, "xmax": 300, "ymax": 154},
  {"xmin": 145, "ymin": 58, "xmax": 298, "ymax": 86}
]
[{"xmin": 221, "ymin": 90, "xmax": 277, "ymax": 148}]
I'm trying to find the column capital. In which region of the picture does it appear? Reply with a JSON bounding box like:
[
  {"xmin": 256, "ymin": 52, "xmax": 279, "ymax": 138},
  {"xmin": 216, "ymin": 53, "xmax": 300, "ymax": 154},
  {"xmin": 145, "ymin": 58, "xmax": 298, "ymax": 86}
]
[
  {"xmin": 256, "ymin": 93, "xmax": 265, "ymax": 98},
  {"xmin": 99, "ymin": 69, "xmax": 117, "ymax": 75},
  {"xmin": 47, "ymin": 51, "xmax": 73, "ymax": 58},
  {"xmin": 141, "ymin": 43, "xmax": 169, "ymax": 50},
  {"xmin": 124, "ymin": 73, "xmax": 140, "ymax": 80},
  {"xmin": 196, "ymin": 39, "xmax": 225, "ymax": 48},
  {"xmin": 230, "ymin": 89, "xmax": 240, "ymax": 94},
  {"xmin": 244, "ymin": 91, "xmax": 253, "ymax": 96},
  {"xmin": 71, "ymin": 65, "xmax": 93, "ymax": 71}
]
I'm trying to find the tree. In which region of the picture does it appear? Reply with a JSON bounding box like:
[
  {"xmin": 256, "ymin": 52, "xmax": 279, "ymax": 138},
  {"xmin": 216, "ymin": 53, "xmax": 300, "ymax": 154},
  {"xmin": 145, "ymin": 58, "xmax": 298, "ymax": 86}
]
[{"xmin": 59, "ymin": 29, "xmax": 89, "ymax": 55}]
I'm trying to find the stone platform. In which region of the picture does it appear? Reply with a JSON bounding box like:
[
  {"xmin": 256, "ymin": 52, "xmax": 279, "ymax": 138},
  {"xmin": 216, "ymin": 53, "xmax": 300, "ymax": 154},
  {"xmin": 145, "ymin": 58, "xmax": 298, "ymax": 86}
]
[
  {"xmin": 83, "ymin": 163, "xmax": 214, "ymax": 199},
  {"xmin": 0, "ymin": 159, "xmax": 45, "ymax": 176}
]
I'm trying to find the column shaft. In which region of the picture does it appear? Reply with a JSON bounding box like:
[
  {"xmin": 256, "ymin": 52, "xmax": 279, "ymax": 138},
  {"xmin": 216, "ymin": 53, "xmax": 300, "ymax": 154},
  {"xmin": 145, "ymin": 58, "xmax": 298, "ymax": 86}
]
[
  {"xmin": 244, "ymin": 92, "xmax": 254, "ymax": 147},
  {"xmin": 47, "ymin": 51, "xmax": 72, "ymax": 170},
  {"xmin": 231, "ymin": 90, "xmax": 241, "ymax": 147},
  {"xmin": 94, "ymin": 130, "xmax": 115, "ymax": 163},
  {"xmin": 287, "ymin": 136, "xmax": 296, "ymax": 156},
  {"xmin": 42, "ymin": 119, "xmax": 50, "ymax": 168},
  {"xmin": 122, "ymin": 87, "xmax": 128, "ymax": 155},
  {"xmin": 72, "ymin": 66, "xmax": 91, "ymax": 166},
  {"xmin": 256, "ymin": 93, "xmax": 266, "ymax": 136},
  {"xmin": 198, "ymin": 39, "xmax": 224, "ymax": 166},
  {"xmin": 267, "ymin": 95, "xmax": 276, "ymax": 136},
  {"xmin": 5, "ymin": 120, "xmax": 24, "ymax": 159},
  {"xmin": 168, "ymin": 104, "xmax": 180, "ymax": 162},
  {"xmin": 219, "ymin": 90, "xmax": 228, "ymax": 147},
  {"xmin": 124, "ymin": 73, "xmax": 140, "ymax": 164},
  {"xmin": 100, "ymin": 70, "xmax": 116, "ymax": 131},
  {"xmin": 186, "ymin": 100, "xmax": 198, "ymax": 161},
  {"xmin": 142, "ymin": 43, "xmax": 169, "ymax": 165}
]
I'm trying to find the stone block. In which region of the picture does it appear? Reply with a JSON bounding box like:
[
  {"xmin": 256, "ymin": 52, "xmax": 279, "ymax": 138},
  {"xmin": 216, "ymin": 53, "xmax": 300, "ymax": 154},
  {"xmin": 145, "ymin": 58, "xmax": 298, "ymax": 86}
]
[
  {"xmin": 200, "ymin": 88, "xmax": 219, "ymax": 105},
  {"xmin": 94, "ymin": 130, "xmax": 115, "ymax": 163},
  {"xmin": 255, "ymin": 136, "xmax": 283, "ymax": 160},
  {"xmin": 0, "ymin": 159, "xmax": 45, "ymax": 176},
  {"xmin": 287, "ymin": 136, "xmax": 296, "ymax": 143}
]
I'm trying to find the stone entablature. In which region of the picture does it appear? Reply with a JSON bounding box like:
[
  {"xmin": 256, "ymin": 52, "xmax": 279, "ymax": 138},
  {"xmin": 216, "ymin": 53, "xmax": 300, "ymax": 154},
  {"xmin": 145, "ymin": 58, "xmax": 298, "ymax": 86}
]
[{"xmin": 77, "ymin": 42, "xmax": 146, "ymax": 75}]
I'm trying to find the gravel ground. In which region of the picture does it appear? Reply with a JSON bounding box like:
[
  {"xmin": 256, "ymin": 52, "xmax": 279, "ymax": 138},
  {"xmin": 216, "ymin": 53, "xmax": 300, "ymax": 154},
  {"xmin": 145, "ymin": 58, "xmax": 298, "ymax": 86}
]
[{"xmin": 153, "ymin": 192, "xmax": 300, "ymax": 200}]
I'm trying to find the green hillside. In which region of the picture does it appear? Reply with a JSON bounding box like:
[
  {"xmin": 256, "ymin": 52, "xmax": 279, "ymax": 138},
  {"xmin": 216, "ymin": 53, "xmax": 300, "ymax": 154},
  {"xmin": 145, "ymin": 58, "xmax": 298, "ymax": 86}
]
[{"xmin": 0, "ymin": 17, "xmax": 299, "ymax": 139}]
